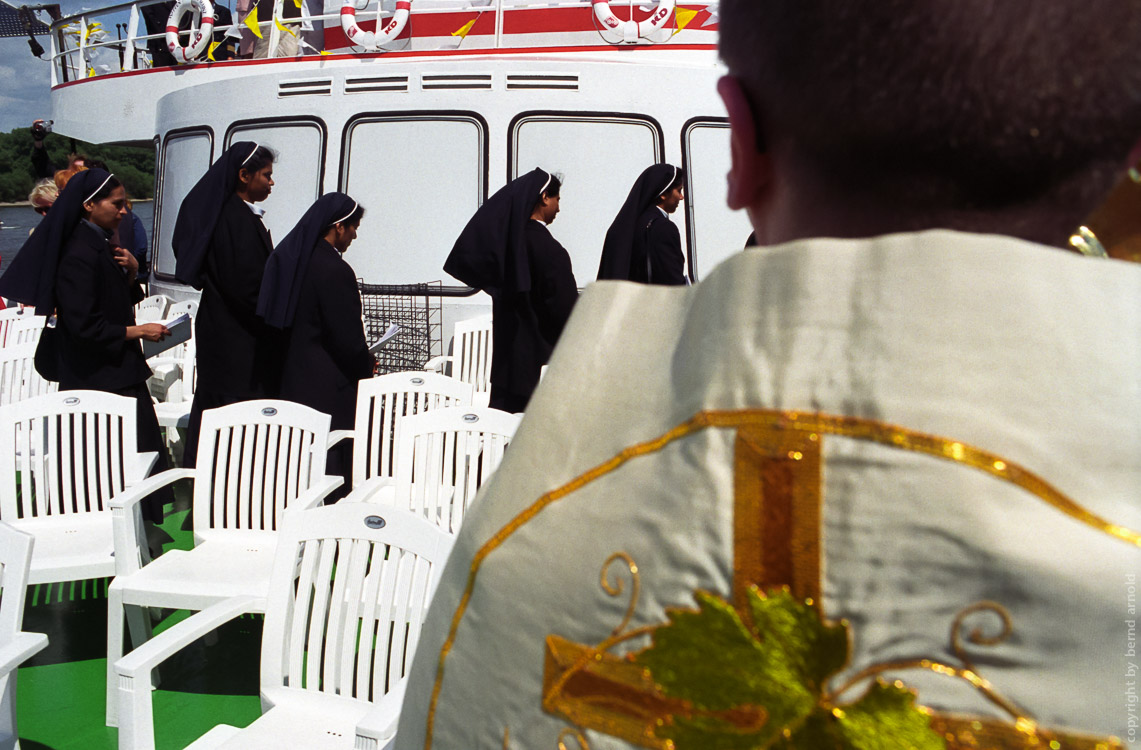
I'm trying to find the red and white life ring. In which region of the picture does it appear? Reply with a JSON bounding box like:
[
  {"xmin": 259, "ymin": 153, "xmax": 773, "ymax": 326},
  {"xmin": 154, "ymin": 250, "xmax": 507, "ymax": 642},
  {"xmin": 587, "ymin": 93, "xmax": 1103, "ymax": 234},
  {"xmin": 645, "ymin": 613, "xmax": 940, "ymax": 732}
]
[
  {"xmin": 165, "ymin": 0, "xmax": 215, "ymax": 63},
  {"xmin": 340, "ymin": 0, "xmax": 412, "ymax": 50},
  {"xmin": 592, "ymin": 0, "xmax": 675, "ymax": 41}
]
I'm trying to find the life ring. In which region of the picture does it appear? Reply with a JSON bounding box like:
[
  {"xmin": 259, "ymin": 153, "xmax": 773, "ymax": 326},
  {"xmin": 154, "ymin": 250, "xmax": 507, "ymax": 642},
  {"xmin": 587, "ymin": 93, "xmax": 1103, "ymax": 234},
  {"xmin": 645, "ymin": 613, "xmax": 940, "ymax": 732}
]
[
  {"xmin": 165, "ymin": 0, "xmax": 215, "ymax": 63},
  {"xmin": 591, "ymin": 0, "xmax": 675, "ymax": 42},
  {"xmin": 341, "ymin": 0, "xmax": 412, "ymax": 50}
]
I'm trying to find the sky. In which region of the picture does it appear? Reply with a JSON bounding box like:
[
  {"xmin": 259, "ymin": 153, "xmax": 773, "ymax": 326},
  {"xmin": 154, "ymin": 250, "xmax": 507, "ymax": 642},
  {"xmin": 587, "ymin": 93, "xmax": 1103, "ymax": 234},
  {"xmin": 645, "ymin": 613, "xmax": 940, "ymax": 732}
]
[{"xmin": 0, "ymin": 0, "xmax": 136, "ymax": 134}]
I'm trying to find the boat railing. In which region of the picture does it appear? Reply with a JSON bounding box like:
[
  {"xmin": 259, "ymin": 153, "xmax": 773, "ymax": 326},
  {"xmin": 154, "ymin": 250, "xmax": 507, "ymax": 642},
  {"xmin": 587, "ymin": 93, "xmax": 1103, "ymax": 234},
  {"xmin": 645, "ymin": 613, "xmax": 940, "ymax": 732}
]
[{"xmin": 48, "ymin": 0, "xmax": 706, "ymax": 84}]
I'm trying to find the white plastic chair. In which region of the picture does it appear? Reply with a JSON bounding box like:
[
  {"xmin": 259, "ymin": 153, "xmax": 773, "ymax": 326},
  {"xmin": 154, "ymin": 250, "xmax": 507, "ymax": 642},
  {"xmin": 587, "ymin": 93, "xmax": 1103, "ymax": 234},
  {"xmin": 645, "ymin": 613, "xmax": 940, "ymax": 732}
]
[
  {"xmin": 115, "ymin": 502, "xmax": 455, "ymax": 750},
  {"xmin": 0, "ymin": 343, "xmax": 57, "ymax": 407},
  {"xmin": 151, "ymin": 339, "xmax": 196, "ymax": 437},
  {"xmin": 334, "ymin": 371, "xmax": 473, "ymax": 491},
  {"xmin": 0, "ymin": 391, "xmax": 156, "ymax": 586},
  {"xmin": 0, "ymin": 521, "xmax": 50, "ymax": 750},
  {"xmin": 0, "ymin": 308, "xmax": 41, "ymax": 348},
  {"xmin": 385, "ymin": 406, "xmax": 519, "ymax": 534},
  {"xmin": 134, "ymin": 295, "xmax": 171, "ymax": 323},
  {"xmin": 425, "ymin": 314, "xmax": 493, "ymax": 407},
  {"xmin": 3, "ymin": 316, "xmax": 47, "ymax": 349},
  {"xmin": 164, "ymin": 299, "xmax": 199, "ymax": 319},
  {"xmin": 106, "ymin": 400, "xmax": 344, "ymax": 725}
]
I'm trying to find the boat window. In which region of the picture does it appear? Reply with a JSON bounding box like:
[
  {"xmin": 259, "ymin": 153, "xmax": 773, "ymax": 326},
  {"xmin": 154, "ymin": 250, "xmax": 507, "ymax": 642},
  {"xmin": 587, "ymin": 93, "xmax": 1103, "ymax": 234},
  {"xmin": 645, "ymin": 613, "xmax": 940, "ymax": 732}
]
[
  {"xmin": 682, "ymin": 119, "xmax": 753, "ymax": 280},
  {"xmin": 226, "ymin": 119, "xmax": 327, "ymax": 243},
  {"xmin": 510, "ymin": 113, "xmax": 663, "ymax": 286},
  {"xmin": 154, "ymin": 129, "xmax": 213, "ymax": 280},
  {"xmin": 340, "ymin": 113, "xmax": 487, "ymax": 288}
]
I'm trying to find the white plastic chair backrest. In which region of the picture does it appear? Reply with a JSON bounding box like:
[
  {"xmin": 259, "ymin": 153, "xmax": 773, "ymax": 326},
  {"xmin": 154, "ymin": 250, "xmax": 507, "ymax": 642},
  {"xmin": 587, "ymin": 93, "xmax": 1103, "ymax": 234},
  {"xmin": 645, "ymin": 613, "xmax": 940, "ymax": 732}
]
[
  {"xmin": 5, "ymin": 315, "xmax": 47, "ymax": 348},
  {"xmin": 0, "ymin": 521, "xmax": 34, "ymax": 645},
  {"xmin": 0, "ymin": 343, "xmax": 56, "ymax": 407},
  {"xmin": 352, "ymin": 371, "xmax": 474, "ymax": 488},
  {"xmin": 393, "ymin": 406, "xmax": 520, "ymax": 534},
  {"xmin": 261, "ymin": 504, "xmax": 454, "ymax": 702},
  {"xmin": 0, "ymin": 391, "xmax": 138, "ymax": 523},
  {"xmin": 166, "ymin": 337, "xmax": 198, "ymax": 404},
  {"xmin": 165, "ymin": 299, "xmax": 198, "ymax": 319},
  {"xmin": 452, "ymin": 315, "xmax": 493, "ymax": 396},
  {"xmin": 134, "ymin": 295, "xmax": 170, "ymax": 323},
  {"xmin": 0, "ymin": 307, "xmax": 38, "ymax": 348},
  {"xmin": 193, "ymin": 400, "xmax": 331, "ymax": 535}
]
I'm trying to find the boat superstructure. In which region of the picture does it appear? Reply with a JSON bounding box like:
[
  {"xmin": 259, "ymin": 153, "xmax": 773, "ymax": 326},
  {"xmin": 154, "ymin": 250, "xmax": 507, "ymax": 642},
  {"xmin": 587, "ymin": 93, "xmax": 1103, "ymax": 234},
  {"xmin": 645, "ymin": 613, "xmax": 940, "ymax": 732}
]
[{"xmin": 46, "ymin": 0, "xmax": 748, "ymax": 342}]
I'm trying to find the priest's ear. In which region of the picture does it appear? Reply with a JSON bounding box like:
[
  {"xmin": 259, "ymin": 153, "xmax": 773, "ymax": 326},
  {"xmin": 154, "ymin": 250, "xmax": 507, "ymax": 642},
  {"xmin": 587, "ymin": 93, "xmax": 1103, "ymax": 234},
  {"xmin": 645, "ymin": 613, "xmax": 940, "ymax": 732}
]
[{"xmin": 718, "ymin": 75, "xmax": 772, "ymax": 216}]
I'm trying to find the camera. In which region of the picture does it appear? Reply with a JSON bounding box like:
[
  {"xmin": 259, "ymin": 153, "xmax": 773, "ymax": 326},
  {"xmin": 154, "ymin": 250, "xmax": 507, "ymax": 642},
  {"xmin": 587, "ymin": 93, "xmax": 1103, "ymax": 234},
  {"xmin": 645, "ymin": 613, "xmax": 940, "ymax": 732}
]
[{"xmin": 31, "ymin": 120, "xmax": 53, "ymax": 140}]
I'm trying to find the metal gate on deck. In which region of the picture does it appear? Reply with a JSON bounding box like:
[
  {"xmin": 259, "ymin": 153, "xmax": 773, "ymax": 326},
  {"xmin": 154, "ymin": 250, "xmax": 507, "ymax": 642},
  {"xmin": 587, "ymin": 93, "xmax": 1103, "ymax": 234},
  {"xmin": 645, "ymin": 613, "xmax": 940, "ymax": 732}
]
[{"xmin": 358, "ymin": 281, "xmax": 442, "ymax": 375}]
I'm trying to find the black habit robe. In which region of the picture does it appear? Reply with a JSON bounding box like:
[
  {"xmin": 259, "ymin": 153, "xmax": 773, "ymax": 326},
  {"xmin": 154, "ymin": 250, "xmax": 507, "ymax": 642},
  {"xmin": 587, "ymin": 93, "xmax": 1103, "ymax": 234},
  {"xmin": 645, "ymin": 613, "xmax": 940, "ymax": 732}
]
[
  {"xmin": 278, "ymin": 239, "xmax": 374, "ymax": 429},
  {"xmin": 493, "ymin": 220, "xmax": 579, "ymax": 413},
  {"xmin": 444, "ymin": 169, "xmax": 578, "ymax": 414},
  {"xmin": 259, "ymin": 192, "xmax": 373, "ymax": 497},
  {"xmin": 182, "ymin": 194, "xmax": 283, "ymax": 464}
]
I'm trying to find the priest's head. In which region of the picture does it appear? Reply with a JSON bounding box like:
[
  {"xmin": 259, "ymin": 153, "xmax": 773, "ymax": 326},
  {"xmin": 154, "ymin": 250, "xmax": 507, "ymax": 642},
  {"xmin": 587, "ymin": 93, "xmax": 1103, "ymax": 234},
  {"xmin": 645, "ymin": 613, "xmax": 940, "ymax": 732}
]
[{"xmin": 717, "ymin": 0, "xmax": 1141, "ymax": 249}]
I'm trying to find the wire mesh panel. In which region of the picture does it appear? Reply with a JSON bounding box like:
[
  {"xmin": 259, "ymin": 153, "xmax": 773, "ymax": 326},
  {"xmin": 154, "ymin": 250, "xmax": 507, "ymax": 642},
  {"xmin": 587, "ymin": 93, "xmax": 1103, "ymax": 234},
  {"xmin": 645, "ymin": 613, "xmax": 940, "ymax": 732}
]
[{"xmin": 358, "ymin": 282, "xmax": 443, "ymax": 375}]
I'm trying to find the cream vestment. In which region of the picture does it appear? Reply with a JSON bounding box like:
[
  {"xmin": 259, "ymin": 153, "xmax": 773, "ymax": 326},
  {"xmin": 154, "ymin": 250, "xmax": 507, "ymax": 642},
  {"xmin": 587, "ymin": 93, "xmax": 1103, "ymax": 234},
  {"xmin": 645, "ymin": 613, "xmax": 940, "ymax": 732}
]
[{"xmin": 396, "ymin": 231, "xmax": 1140, "ymax": 749}]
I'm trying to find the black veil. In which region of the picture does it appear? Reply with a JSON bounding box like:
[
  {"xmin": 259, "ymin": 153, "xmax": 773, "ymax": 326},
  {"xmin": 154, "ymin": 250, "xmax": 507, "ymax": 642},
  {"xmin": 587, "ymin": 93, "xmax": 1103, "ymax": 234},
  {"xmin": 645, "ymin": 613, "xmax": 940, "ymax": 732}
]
[
  {"xmin": 172, "ymin": 141, "xmax": 260, "ymax": 288},
  {"xmin": 597, "ymin": 163, "xmax": 678, "ymax": 281},
  {"xmin": 257, "ymin": 192, "xmax": 359, "ymax": 329},
  {"xmin": 0, "ymin": 168, "xmax": 115, "ymax": 314}
]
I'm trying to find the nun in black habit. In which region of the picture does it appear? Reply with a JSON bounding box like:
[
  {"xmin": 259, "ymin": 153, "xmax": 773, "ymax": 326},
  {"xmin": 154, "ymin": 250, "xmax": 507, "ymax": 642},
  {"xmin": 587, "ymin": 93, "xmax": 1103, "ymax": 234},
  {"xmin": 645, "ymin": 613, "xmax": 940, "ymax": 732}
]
[
  {"xmin": 173, "ymin": 141, "xmax": 283, "ymax": 466},
  {"xmin": 0, "ymin": 169, "xmax": 173, "ymax": 522},
  {"xmin": 444, "ymin": 168, "xmax": 578, "ymax": 413},
  {"xmin": 257, "ymin": 192, "xmax": 375, "ymax": 495},
  {"xmin": 597, "ymin": 163, "xmax": 688, "ymax": 285}
]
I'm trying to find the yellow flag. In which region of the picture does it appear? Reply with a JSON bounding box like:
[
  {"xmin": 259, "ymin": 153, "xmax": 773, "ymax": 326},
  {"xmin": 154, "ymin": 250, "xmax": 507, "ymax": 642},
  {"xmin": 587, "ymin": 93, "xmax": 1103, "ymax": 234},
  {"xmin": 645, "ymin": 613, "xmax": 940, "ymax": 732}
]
[
  {"xmin": 244, "ymin": 4, "xmax": 263, "ymax": 39},
  {"xmin": 275, "ymin": 15, "xmax": 297, "ymax": 36},
  {"xmin": 208, "ymin": 39, "xmax": 220, "ymax": 60},
  {"xmin": 673, "ymin": 6, "xmax": 698, "ymax": 35},
  {"xmin": 451, "ymin": 17, "xmax": 476, "ymax": 38},
  {"xmin": 294, "ymin": 0, "xmax": 302, "ymax": 7}
]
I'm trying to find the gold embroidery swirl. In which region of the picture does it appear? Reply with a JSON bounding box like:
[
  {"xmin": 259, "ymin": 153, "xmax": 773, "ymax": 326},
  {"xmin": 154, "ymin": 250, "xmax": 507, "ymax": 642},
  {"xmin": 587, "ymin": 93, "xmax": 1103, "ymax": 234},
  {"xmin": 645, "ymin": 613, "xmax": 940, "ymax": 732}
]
[
  {"xmin": 601, "ymin": 552, "xmax": 640, "ymax": 637},
  {"xmin": 423, "ymin": 410, "xmax": 1140, "ymax": 747},
  {"xmin": 557, "ymin": 728, "xmax": 591, "ymax": 750},
  {"xmin": 951, "ymin": 600, "xmax": 1015, "ymax": 677}
]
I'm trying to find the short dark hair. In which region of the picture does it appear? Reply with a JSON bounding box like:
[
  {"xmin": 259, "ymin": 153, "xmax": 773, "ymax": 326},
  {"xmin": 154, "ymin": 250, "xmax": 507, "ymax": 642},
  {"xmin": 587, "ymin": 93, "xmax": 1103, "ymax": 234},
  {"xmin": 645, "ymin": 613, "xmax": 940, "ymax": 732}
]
[
  {"xmin": 661, "ymin": 167, "xmax": 684, "ymax": 197},
  {"xmin": 87, "ymin": 174, "xmax": 123, "ymax": 203},
  {"xmin": 330, "ymin": 204, "xmax": 365, "ymax": 229},
  {"xmin": 719, "ymin": 0, "xmax": 1141, "ymax": 215},
  {"xmin": 533, "ymin": 172, "xmax": 562, "ymax": 213},
  {"xmin": 241, "ymin": 145, "xmax": 276, "ymax": 176}
]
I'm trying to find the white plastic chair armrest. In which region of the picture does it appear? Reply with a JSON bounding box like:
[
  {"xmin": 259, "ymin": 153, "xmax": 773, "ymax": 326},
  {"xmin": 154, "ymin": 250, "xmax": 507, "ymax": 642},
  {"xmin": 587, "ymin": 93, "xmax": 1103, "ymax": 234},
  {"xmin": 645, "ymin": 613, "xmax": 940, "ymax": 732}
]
[
  {"xmin": 290, "ymin": 474, "xmax": 345, "ymax": 511},
  {"xmin": 0, "ymin": 631, "xmax": 49, "ymax": 675},
  {"xmin": 109, "ymin": 468, "xmax": 196, "ymax": 511},
  {"xmin": 423, "ymin": 355, "xmax": 452, "ymax": 374},
  {"xmin": 341, "ymin": 477, "xmax": 395, "ymax": 504},
  {"xmin": 327, "ymin": 430, "xmax": 354, "ymax": 450},
  {"xmin": 110, "ymin": 468, "xmax": 196, "ymax": 577},
  {"xmin": 353, "ymin": 681, "xmax": 406, "ymax": 747},
  {"xmin": 115, "ymin": 595, "xmax": 262, "ymax": 750},
  {"xmin": 127, "ymin": 451, "xmax": 160, "ymax": 484}
]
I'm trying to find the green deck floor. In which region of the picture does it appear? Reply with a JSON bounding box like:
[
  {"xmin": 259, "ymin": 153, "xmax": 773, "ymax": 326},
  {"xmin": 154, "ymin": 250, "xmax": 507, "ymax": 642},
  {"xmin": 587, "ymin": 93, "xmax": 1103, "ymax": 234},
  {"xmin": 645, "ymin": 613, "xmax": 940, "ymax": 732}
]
[{"xmin": 16, "ymin": 483, "xmax": 264, "ymax": 749}]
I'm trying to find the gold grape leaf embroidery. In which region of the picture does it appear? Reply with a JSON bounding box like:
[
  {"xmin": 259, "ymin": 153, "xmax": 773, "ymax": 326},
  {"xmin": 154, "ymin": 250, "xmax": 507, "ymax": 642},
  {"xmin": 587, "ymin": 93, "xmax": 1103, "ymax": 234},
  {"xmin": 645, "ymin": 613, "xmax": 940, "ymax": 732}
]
[{"xmin": 632, "ymin": 586, "xmax": 944, "ymax": 749}]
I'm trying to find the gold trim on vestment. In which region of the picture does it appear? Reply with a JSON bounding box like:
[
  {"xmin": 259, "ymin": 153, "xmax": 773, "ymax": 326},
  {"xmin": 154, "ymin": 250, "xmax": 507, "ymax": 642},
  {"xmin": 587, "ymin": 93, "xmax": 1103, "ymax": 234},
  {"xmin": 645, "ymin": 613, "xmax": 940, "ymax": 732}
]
[{"xmin": 424, "ymin": 410, "xmax": 1140, "ymax": 747}]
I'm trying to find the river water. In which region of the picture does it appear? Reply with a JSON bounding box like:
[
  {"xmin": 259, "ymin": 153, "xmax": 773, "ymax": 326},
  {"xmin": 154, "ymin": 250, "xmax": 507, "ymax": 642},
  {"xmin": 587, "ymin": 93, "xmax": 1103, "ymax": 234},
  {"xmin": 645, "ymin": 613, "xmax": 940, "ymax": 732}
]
[{"xmin": 0, "ymin": 201, "xmax": 154, "ymax": 279}]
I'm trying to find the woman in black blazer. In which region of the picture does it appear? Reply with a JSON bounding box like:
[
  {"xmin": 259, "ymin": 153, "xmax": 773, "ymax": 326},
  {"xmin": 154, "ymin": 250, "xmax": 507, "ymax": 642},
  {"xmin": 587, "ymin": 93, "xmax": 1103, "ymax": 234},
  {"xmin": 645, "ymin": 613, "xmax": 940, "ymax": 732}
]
[
  {"xmin": 172, "ymin": 142, "xmax": 283, "ymax": 465},
  {"xmin": 258, "ymin": 193, "xmax": 375, "ymax": 496},
  {"xmin": 0, "ymin": 169, "xmax": 172, "ymax": 522}
]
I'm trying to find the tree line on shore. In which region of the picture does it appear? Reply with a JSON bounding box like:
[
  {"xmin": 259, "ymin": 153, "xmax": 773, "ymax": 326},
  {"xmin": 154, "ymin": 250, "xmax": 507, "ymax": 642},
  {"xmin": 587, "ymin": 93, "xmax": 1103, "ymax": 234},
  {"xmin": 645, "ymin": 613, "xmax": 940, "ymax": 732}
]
[{"xmin": 0, "ymin": 126, "xmax": 154, "ymax": 203}]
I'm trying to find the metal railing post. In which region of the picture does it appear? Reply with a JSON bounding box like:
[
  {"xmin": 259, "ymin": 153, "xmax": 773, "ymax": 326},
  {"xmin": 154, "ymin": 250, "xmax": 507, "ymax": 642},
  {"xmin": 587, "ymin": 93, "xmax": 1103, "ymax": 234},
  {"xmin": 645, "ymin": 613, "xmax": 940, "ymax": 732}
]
[
  {"xmin": 78, "ymin": 13, "xmax": 89, "ymax": 78},
  {"xmin": 124, "ymin": 2, "xmax": 139, "ymax": 70},
  {"xmin": 493, "ymin": 0, "xmax": 503, "ymax": 48}
]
